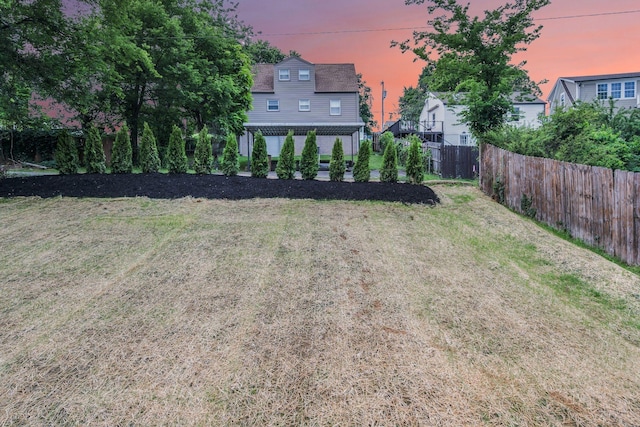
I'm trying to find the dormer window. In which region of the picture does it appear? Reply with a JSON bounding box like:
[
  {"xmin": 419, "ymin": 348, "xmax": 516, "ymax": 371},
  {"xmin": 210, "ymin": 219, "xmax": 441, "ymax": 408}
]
[
  {"xmin": 299, "ymin": 69, "xmax": 310, "ymax": 81},
  {"xmin": 278, "ymin": 69, "xmax": 290, "ymax": 81}
]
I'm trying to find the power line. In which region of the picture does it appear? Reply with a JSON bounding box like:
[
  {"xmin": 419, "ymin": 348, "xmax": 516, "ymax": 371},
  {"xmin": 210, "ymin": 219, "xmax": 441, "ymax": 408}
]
[
  {"xmin": 536, "ymin": 9, "xmax": 640, "ymax": 21},
  {"xmin": 259, "ymin": 9, "xmax": 640, "ymax": 37}
]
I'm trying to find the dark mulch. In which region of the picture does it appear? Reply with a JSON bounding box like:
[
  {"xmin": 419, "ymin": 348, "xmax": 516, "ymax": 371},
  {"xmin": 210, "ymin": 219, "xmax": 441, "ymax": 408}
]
[{"xmin": 0, "ymin": 174, "xmax": 440, "ymax": 204}]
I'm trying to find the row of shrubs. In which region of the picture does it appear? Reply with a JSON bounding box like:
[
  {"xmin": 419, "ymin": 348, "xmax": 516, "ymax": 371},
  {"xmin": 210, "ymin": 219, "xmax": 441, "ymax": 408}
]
[{"xmin": 54, "ymin": 124, "xmax": 427, "ymax": 184}]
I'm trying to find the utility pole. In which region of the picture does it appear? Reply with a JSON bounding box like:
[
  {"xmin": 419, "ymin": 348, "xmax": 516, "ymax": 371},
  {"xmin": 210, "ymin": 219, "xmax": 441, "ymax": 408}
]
[{"xmin": 381, "ymin": 81, "xmax": 386, "ymax": 132}]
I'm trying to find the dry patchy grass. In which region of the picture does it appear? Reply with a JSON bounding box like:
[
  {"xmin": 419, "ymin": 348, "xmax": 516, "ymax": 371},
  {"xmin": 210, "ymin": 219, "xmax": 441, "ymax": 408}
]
[{"xmin": 1, "ymin": 187, "xmax": 639, "ymax": 425}]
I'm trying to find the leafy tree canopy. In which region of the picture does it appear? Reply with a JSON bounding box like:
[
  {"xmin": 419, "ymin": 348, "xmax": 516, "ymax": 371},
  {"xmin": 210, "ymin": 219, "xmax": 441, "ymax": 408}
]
[
  {"xmin": 357, "ymin": 73, "xmax": 376, "ymax": 134},
  {"xmin": 395, "ymin": 0, "xmax": 549, "ymax": 137},
  {"xmin": 484, "ymin": 101, "xmax": 640, "ymax": 171},
  {"xmin": 245, "ymin": 39, "xmax": 286, "ymax": 64}
]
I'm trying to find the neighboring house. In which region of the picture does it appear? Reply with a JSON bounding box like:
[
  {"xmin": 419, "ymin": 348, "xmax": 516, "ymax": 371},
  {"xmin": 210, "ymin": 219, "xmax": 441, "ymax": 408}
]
[
  {"xmin": 414, "ymin": 92, "xmax": 546, "ymax": 146},
  {"xmin": 548, "ymin": 72, "xmax": 640, "ymax": 114},
  {"xmin": 241, "ymin": 57, "xmax": 365, "ymax": 159}
]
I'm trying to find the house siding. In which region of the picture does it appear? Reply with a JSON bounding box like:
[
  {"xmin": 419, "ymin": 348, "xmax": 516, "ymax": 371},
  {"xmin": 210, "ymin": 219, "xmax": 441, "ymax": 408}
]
[
  {"xmin": 248, "ymin": 93, "xmax": 359, "ymax": 124},
  {"xmin": 242, "ymin": 57, "xmax": 363, "ymax": 157},
  {"xmin": 418, "ymin": 92, "xmax": 545, "ymax": 146},
  {"xmin": 549, "ymin": 73, "xmax": 640, "ymax": 114}
]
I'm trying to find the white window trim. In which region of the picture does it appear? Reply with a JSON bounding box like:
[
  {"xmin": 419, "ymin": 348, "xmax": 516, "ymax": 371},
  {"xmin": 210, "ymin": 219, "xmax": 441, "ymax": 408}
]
[
  {"xmin": 597, "ymin": 81, "xmax": 637, "ymax": 100},
  {"xmin": 278, "ymin": 69, "xmax": 290, "ymax": 81},
  {"xmin": 298, "ymin": 99, "xmax": 310, "ymax": 112},
  {"xmin": 298, "ymin": 69, "xmax": 310, "ymax": 81},
  {"xmin": 267, "ymin": 99, "xmax": 279, "ymax": 112},
  {"xmin": 330, "ymin": 99, "xmax": 341, "ymax": 116},
  {"xmin": 625, "ymin": 81, "xmax": 636, "ymax": 98}
]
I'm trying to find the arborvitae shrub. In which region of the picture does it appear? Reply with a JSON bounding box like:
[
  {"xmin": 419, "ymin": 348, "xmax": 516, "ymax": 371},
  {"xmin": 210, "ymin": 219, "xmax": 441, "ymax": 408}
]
[
  {"xmin": 380, "ymin": 134, "xmax": 398, "ymax": 183},
  {"xmin": 54, "ymin": 130, "xmax": 79, "ymax": 174},
  {"xmin": 166, "ymin": 125, "xmax": 188, "ymax": 173},
  {"xmin": 406, "ymin": 135, "xmax": 425, "ymax": 184},
  {"xmin": 193, "ymin": 125, "xmax": 213, "ymax": 174},
  {"xmin": 251, "ymin": 130, "xmax": 269, "ymax": 178},
  {"xmin": 300, "ymin": 130, "xmax": 318, "ymax": 180},
  {"xmin": 84, "ymin": 126, "xmax": 106, "ymax": 174},
  {"xmin": 379, "ymin": 130, "xmax": 395, "ymax": 154},
  {"xmin": 276, "ymin": 130, "xmax": 296, "ymax": 179},
  {"xmin": 396, "ymin": 141, "xmax": 408, "ymax": 166},
  {"xmin": 139, "ymin": 122, "xmax": 161, "ymax": 173},
  {"xmin": 111, "ymin": 124, "xmax": 133, "ymax": 173},
  {"xmin": 353, "ymin": 139, "xmax": 371, "ymax": 182},
  {"xmin": 221, "ymin": 133, "xmax": 239, "ymax": 176},
  {"xmin": 329, "ymin": 137, "xmax": 345, "ymax": 182}
]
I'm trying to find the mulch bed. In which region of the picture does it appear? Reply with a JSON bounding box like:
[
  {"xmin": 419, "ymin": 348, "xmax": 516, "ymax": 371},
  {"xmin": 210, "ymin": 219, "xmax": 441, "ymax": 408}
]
[{"xmin": 0, "ymin": 174, "xmax": 440, "ymax": 204}]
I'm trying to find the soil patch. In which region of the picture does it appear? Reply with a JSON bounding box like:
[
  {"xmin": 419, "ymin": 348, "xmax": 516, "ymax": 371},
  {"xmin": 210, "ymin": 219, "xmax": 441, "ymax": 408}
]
[{"xmin": 0, "ymin": 173, "xmax": 440, "ymax": 204}]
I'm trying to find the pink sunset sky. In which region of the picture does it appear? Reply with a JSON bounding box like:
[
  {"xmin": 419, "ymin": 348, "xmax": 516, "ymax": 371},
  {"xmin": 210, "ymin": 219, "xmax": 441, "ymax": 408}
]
[{"xmin": 236, "ymin": 0, "xmax": 640, "ymax": 128}]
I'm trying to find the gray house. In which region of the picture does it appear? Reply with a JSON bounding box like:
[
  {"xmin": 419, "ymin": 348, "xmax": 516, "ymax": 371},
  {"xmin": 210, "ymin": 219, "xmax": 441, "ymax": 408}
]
[
  {"xmin": 241, "ymin": 57, "xmax": 364, "ymax": 158},
  {"xmin": 548, "ymin": 72, "xmax": 640, "ymax": 114}
]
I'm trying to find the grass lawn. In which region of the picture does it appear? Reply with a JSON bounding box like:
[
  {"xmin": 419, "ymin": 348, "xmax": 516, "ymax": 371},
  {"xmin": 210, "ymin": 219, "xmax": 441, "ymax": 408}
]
[{"xmin": 1, "ymin": 186, "xmax": 639, "ymax": 425}]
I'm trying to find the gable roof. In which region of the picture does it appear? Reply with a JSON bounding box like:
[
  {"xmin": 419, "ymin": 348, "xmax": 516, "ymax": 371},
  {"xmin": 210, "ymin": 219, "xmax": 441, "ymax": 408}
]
[
  {"xmin": 430, "ymin": 91, "xmax": 545, "ymax": 105},
  {"xmin": 251, "ymin": 63, "xmax": 275, "ymax": 93},
  {"xmin": 250, "ymin": 59, "xmax": 359, "ymax": 93},
  {"xmin": 558, "ymin": 72, "xmax": 640, "ymax": 83},
  {"xmin": 314, "ymin": 64, "xmax": 359, "ymax": 92},
  {"xmin": 548, "ymin": 72, "xmax": 640, "ymax": 102}
]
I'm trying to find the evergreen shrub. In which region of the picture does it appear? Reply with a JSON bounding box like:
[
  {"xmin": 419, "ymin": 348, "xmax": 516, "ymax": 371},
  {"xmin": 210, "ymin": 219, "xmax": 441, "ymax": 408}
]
[{"xmin": 329, "ymin": 137, "xmax": 345, "ymax": 182}]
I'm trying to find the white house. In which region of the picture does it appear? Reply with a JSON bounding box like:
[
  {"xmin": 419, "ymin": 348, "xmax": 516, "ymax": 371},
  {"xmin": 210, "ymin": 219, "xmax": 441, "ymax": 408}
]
[
  {"xmin": 417, "ymin": 92, "xmax": 546, "ymax": 146},
  {"xmin": 548, "ymin": 72, "xmax": 640, "ymax": 114}
]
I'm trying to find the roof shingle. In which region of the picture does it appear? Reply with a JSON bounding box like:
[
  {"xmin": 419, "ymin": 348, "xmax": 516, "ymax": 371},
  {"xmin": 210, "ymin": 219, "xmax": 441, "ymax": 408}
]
[{"xmin": 250, "ymin": 60, "xmax": 358, "ymax": 93}]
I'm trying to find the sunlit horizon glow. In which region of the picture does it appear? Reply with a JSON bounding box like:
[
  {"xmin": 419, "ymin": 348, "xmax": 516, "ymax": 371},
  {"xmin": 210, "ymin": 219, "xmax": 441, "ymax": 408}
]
[
  {"xmin": 56, "ymin": 0, "xmax": 640, "ymax": 130},
  {"xmin": 236, "ymin": 0, "xmax": 640, "ymax": 129}
]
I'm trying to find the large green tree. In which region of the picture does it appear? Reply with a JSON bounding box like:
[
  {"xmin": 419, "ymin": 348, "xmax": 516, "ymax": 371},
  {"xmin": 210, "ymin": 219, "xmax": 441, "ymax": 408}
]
[
  {"xmin": 50, "ymin": 0, "xmax": 253, "ymax": 164},
  {"xmin": 396, "ymin": 0, "xmax": 549, "ymax": 137},
  {"xmin": 357, "ymin": 74, "xmax": 376, "ymax": 134},
  {"xmin": 245, "ymin": 39, "xmax": 286, "ymax": 64},
  {"xmin": 399, "ymin": 66, "xmax": 434, "ymax": 125},
  {"xmin": 0, "ymin": 0, "xmax": 67, "ymax": 142}
]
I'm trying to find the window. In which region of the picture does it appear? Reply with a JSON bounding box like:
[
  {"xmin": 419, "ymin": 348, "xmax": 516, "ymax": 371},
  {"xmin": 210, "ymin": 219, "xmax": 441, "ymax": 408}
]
[
  {"xmin": 597, "ymin": 81, "xmax": 636, "ymax": 100},
  {"xmin": 330, "ymin": 99, "xmax": 341, "ymax": 115},
  {"xmin": 298, "ymin": 99, "xmax": 310, "ymax": 111},
  {"xmin": 510, "ymin": 107, "xmax": 521, "ymax": 121},
  {"xmin": 597, "ymin": 83, "xmax": 608, "ymax": 100},
  {"xmin": 298, "ymin": 69, "xmax": 310, "ymax": 81},
  {"xmin": 459, "ymin": 134, "xmax": 469, "ymax": 145},
  {"xmin": 267, "ymin": 99, "xmax": 279, "ymax": 111},
  {"xmin": 278, "ymin": 69, "xmax": 290, "ymax": 81},
  {"xmin": 625, "ymin": 81, "xmax": 636, "ymax": 98},
  {"xmin": 611, "ymin": 82, "xmax": 622, "ymax": 99},
  {"xmin": 560, "ymin": 92, "xmax": 565, "ymax": 107}
]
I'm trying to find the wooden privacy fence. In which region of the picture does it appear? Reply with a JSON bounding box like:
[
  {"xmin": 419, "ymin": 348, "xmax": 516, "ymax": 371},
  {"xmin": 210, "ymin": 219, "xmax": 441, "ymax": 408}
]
[
  {"xmin": 480, "ymin": 144, "xmax": 640, "ymax": 266},
  {"xmin": 441, "ymin": 145, "xmax": 479, "ymax": 179}
]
